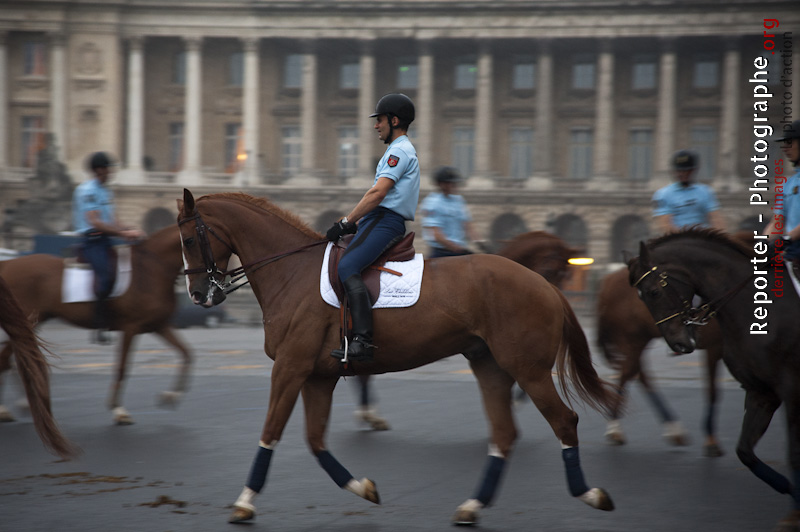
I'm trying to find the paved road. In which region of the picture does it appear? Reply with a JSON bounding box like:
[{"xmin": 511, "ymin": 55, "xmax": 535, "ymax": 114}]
[{"xmin": 0, "ymin": 320, "xmax": 790, "ymax": 531}]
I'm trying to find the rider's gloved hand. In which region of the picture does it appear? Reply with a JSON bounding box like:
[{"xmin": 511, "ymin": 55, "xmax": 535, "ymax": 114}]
[{"xmin": 326, "ymin": 218, "xmax": 357, "ymax": 241}]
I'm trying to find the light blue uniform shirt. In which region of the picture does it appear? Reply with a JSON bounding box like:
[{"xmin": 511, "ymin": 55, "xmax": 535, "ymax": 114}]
[
  {"xmin": 72, "ymin": 178, "xmax": 115, "ymax": 234},
  {"xmin": 374, "ymin": 135, "xmax": 420, "ymax": 220},
  {"xmin": 420, "ymin": 192, "xmax": 472, "ymax": 249},
  {"xmin": 775, "ymin": 168, "xmax": 800, "ymax": 235},
  {"xmin": 652, "ymin": 182, "xmax": 720, "ymax": 228}
]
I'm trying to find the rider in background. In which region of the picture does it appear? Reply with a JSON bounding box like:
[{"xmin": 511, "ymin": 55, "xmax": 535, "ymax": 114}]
[
  {"xmin": 72, "ymin": 152, "xmax": 145, "ymax": 343},
  {"xmin": 763, "ymin": 119, "xmax": 800, "ymax": 262},
  {"xmin": 651, "ymin": 150, "xmax": 726, "ymax": 233},
  {"xmin": 325, "ymin": 93, "xmax": 420, "ymax": 362},
  {"xmin": 420, "ymin": 166, "xmax": 483, "ymax": 258}
]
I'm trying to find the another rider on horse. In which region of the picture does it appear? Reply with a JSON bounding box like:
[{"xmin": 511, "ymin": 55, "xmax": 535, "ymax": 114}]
[
  {"xmin": 651, "ymin": 149, "xmax": 726, "ymax": 233},
  {"xmin": 325, "ymin": 93, "xmax": 420, "ymax": 362},
  {"xmin": 420, "ymin": 166, "xmax": 482, "ymax": 258},
  {"xmin": 72, "ymin": 152, "xmax": 144, "ymax": 343},
  {"xmin": 764, "ymin": 119, "xmax": 800, "ymax": 263}
]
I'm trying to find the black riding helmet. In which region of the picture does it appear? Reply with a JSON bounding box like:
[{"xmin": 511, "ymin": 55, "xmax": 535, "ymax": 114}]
[
  {"xmin": 672, "ymin": 149, "xmax": 698, "ymax": 170},
  {"xmin": 88, "ymin": 151, "xmax": 116, "ymax": 170},
  {"xmin": 433, "ymin": 166, "xmax": 463, "ymax": 184},
  {"xmin": 370, "ymin": 93, "xmax": 415, "ymax": 127}
]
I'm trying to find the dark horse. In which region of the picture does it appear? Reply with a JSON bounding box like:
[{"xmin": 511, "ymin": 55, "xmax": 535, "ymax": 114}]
[
  {"xmin": 597, "ymin": 267, "xmax": 725, "ymax": 456},
  {"xmin": 178, "ymin": 190, "xmax": 618, "ymax": 526},
  {"xmin": 0, "ymin": 225, "xmax": 191, "ymax": 425},
  {"xmin": 0, "ymin": 275, "xmax": 77, "ymax": 458},
  {"xmin": 355, "ymin": 230, "xmax": 579, "ymax": 430},
  {"xmin": 629, "ymin": 228, "xmax": 800, "ymax": 531}
]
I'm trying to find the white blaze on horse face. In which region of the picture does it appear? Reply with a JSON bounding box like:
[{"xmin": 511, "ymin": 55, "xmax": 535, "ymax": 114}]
[{"xmin": 179, "ymin": 234, "xmax": 192, "ymax": 297}]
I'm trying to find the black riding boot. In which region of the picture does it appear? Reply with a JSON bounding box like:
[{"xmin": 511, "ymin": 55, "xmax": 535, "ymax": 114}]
[
  {"xmin": 336, "ymin": 274, "xmax": 374, "ymax": 362},
  {"xmin": 92, "ymin": 298, "xmax": 111, "ymax": 345}
]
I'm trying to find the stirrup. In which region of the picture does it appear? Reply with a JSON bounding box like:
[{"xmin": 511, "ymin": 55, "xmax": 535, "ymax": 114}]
[{"xmin": 331, "ymin": 337, "xmax": 374, "ymax": 363}]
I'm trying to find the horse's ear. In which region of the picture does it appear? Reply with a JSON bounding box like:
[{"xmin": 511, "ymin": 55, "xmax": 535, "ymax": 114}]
[
  {"xmin": 181, "ymin": 188, "xmax": 196, "ymax": 217},
  {"xmin": 621, "ymin": 249, "xmax": 634, "ymax": 263},
  {"xmin": 637, "ymin": 241, "xmax": 650, "ymax": 266}
]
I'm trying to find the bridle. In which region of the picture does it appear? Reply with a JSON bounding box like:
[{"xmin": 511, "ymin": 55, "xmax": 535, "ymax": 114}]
[
  {"xmin": 632, "ymin": 263, "xmax": 752, "ymax": 326},
  {"xmin": 178, "ymin": 211, "xmax": 326, "ymax": 295}
]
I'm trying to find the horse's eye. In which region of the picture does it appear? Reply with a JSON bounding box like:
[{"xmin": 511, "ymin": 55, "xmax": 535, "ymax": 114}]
[
  {"xmin": 647, "ymin": 289, "xmax": 660, "ymax": 298},
  {"xmin": 183, "ymin": 237, "xmax": 195, "ymax": 247}
]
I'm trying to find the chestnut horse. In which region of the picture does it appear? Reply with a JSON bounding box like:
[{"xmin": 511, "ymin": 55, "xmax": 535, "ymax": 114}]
[
  {"xmin": 629, "ymin": 228, "xmax": 800, "ymax": 530},
  {"xmin": 596, "ymin": 267, "xmax": 725, "ymax": 456},
  {"xmin": 355, "ymin": 231, "xmax": 578, "ymax": 430},
  {"xmin": 178, "ymin": 190, "xmax": 617, "ymax": 527},
  {"xmin": 0, "ymin": 275, "xmax": 77, "ymax": 458},
  {"xmin": 0, "ymin": 225, "xmax": 191, "ymax": 425}
]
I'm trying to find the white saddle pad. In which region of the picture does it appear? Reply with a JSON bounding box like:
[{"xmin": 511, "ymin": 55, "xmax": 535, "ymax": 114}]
[
  {"xmin": 61, "ymin": 246, "xmax": 133, "ymax": 303},
  {"xmin": 319, "ymin": 242, "xmax": 424, "ymax": 309}
]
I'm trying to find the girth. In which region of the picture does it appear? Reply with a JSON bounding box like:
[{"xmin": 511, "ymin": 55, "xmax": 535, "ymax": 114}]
[{"xmin": 328, "ymin": 232, "xmax": 416, "ymax": 305}]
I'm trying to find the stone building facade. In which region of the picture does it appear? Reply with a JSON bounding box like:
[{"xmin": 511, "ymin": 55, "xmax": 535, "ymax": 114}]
[{"xmin": 1, "ymin": 0, "xmax": 797, "ymax": 283}]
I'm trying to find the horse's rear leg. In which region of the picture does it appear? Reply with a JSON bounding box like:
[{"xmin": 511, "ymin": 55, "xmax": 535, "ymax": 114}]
[
  {"xmin": 354, "ymin": 375, "xmax": 390, "ymax": 431},
  {"xmin": 452, "ymin": 356, "xmax": 517, "ymax": 526},
  {"xmin": 229, "ymin": 359, "xmax": 311, "ymax": 524},
  {"xmin": 153, "ymin": 326, "xmax": 193, "ymax": 407},
  {"xmin": 736, "ymin": 390, "xmax": 791, "ymax": 495},
  {"xmin": 637, "ymin": 362, "xmax": 688, "ymax": 447},
  {"xmin": 518, "ymin": 371, "xmax": 614, "ymax": 513},
  {"xmin": 305, "ymin": 375, "xmax": 380, "ymax": 502},
  {"xmin": 107, "ymin": 331, "xmax": 136, "ymax": 425}
]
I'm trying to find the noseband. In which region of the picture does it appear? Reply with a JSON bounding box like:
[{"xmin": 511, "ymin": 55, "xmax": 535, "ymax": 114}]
[{"xmin": 633, "ymin": 264, "xmax": 751, "ymax": 326}]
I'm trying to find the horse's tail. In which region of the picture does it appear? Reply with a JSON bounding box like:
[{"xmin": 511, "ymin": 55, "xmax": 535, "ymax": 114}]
[
  {"xmin": 554, "ymin": 289, "xmax": 617, "ymax": 418},
  {"xmin": 0, "ymin": 279, "xmax": 80, "ymax": 459}
]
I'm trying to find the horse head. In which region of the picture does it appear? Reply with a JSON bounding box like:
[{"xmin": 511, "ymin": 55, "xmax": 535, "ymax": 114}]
[
  {"xmin": 177, "ymin": 188, "xmax": 230, "ymax": 307},
  {"xmin": 627, "ymin": 240, "xmax": 697, "ymax": 354},
  {"xmin": 497, "ymin": 231, "xmax": 574, "ymax": 289}
]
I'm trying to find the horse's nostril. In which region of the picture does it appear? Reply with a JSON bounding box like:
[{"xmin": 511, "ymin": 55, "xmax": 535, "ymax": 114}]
[{"xmin": 190, "ymin": 291, "xmax": 206, "ymax": 305}]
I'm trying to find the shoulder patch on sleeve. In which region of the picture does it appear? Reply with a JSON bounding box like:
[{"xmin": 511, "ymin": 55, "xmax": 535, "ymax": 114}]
[{"xmin": 387, "ymin": 155, "xmax": 399, "ymax": 167}]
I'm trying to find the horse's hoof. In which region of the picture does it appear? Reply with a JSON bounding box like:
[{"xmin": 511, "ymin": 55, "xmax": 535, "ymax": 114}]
[
  {"xmin": 355, "ymin": 408, "xmax": 391, "ymax": 431},
  {"xmin": 663, "ymin": 422, "xmax": 689, "ymax": 446},
  {"xmin": 158, "ymin": 391, "xmax": 182, "ymax": 409},
  {"xmin": 703, "ymin": 442, "xmax": 724, "ymax": 458},
  {"xmin": 452, "ymin": 499, "xmax": 482, "ymax": 526},
  {"xmin": 228, "ymin": 506, "xmax": 255, "ymax": 523},
  {"xmin": 605, "ymin": 431, "xmax": 626, "ymax": 445},
  {"xmin": 0, "ymin": 405, "xmax": 16, "ymax": 422},
  {"xmin": 579, "ymin": 487, "xmax": 615, "ymax": 511},
  {"xmin": 361, "ymin": 478, "xmax": 380, "ymax": 504},
  {"xmin": 112, "ymin": 407, "xmax": 134, "ymax": 426}
]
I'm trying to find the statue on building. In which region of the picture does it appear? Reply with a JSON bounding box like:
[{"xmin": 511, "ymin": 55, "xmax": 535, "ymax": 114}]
[{"xmin": 18, "ymin": 133, "xmax": 75, "ymax": 234}]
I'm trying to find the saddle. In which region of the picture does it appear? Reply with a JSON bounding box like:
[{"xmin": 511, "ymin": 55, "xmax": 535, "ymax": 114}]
[
  {"xmin": 327, "ymin": 232, "xmax": 416, "ymax": 305},
  {"xmin": 70, "ymin": 244, "xmax": 120, "ymax": 293}
]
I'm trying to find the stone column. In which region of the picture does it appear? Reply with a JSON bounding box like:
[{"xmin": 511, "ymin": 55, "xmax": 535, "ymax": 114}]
[
  {"xmin": 178, "ymin": 36, "xmax": 202, "ymax": 185},
  {"xmin": 719, "ymin": 38, "xmax": 740, "ymax": 190},
  {"xmin": 655, "ymin": 38, "xmax": 677, "ymax": 185},
  {"xmin": 50, "ymin": 33, "xmax": 67, "ymax": 159},
  {"xmin": 471, "ymin": 41, "xmax": 494, "ymax": 188},
  {"xmin": 417, "ymin": 40, "xmax": 435, "ymax": 183},
  {"xmin": 356, "ymin": 40, "xmax": 375, "ymax": 185},
  {"xmin": 592, "ymin": 40, "xmax": 614, "ymax": 182},
  {"xmin": 122, "ymin": 36, "xmax": 145, "ymax": 184},
  {"xmin": 240, "ymin": 37, "xmax": 260, "ymax": 186},
  {"xmin": 0, "ymin": 33, "xmax": 7, "ymax": 168},
  {"xmin": 297, "ymin": 41, "xmax": 319, "ymax": 184},
  {"xmin": 532, "ymin": 40, "xmax": 553, "ymax": 188}
]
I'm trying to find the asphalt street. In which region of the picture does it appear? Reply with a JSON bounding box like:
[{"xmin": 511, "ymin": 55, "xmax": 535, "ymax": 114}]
[{"xmin": 0, "ymin": 319, "xmax": 790, "ymax": 532}]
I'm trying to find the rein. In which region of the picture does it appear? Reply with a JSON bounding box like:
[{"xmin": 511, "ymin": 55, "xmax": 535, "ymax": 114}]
[
  {"xmin": 633, "ymin": 264, "xmax": 752, "ymax": 326},
  {"xmin": 178, "ymin": 211, "xmax": 327, "ymax": 295}
]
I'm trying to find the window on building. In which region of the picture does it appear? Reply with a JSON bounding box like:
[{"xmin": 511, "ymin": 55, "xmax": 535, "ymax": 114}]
[
  {"xmin": 512, "ymin": 56, "xmax": 536, "ymax": 90},
  {"xmin": 552, "ymin": 214, "xmax": 588, "ymax": 249},
  {"xmin": 631, "ymin": 55, "xmax": 657, "ymax": 90},
  {"xmin": 23, "ymin": 41, "xmax": 46, "ymax": 76},
  {"xmin": 509, "ymin": 127, "xmax": 534, "ymax": 179},
  {"xmin": 20, "ymin": 116, "xmax": 46, "ymax": 168},
  {"xmin": 451, "ymin": 126, "xmax": 474, "ymax": 177},
  {"xmin": 281, "ymin": 125, "xmax": 302, "ymax": 176},
  {"xmin": 610, "ymin": 215, "xmax": 650, "ymax": 263},
  {"xmin": 284, "ymin": 54, "xmax": 303, "ymax": 89},
  {"xmin": 455, "ymin": 56, "xmax": 477, "ymax": 90},
  {"xmin": 229, "ymin": 52, "xmax": 244, "ymax": 87},
  {"xmin": 168, "ymin": 122, "xmax": 184, "ymax": 171},
  {"xmin": 690, "ymin": 125, "xmax": 717, "ymax": 181},
  {"xmin": 224, "ymin": 123, "xmax": 242, "ymax": 173},
  {"xmin": 172, "ymin": 51, "xmax": 187, "ymax": 85},
  {"xmin": 628, "ymin": 128, "xmax": 653, "ymax": 180},
  {"xmin": 571, "ymin": 55, "xmax": 595, "ymax": 90},
  {"xmin": 692, "ymin": 56, "xmax": 719, "ymax": 88},
  {"xmin": 568, "ymin": 128, "xmax": 593, "ymax": 179},
  {"xmin": 338, "ymin": 126, "xmax": 358, "ymax": 177},
  {"xmin": 340, "ymin": 56, "xmax": 360, "ymax": 90},
  {"xmin": 397, "ymin": 57, "xmax": 418, "ymax": 89}
]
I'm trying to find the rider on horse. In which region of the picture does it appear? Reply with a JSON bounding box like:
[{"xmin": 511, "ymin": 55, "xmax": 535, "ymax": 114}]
[
  {"xmin": 764, "ymin": 119, "xmax": 800, "ymax": 264},
  {"xmin": 325, "ymin": 93, "xmax": 420, "ymax": 362}
]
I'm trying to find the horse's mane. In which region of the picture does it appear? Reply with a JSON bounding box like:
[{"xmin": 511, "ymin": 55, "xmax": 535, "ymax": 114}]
[
  {"xmin": 198, "ymin": 192, "xmax": 323, "ymax": 240},
  {"xmin": 646, "ymin": 227, "xmax": 755, "ymax": 258}
]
